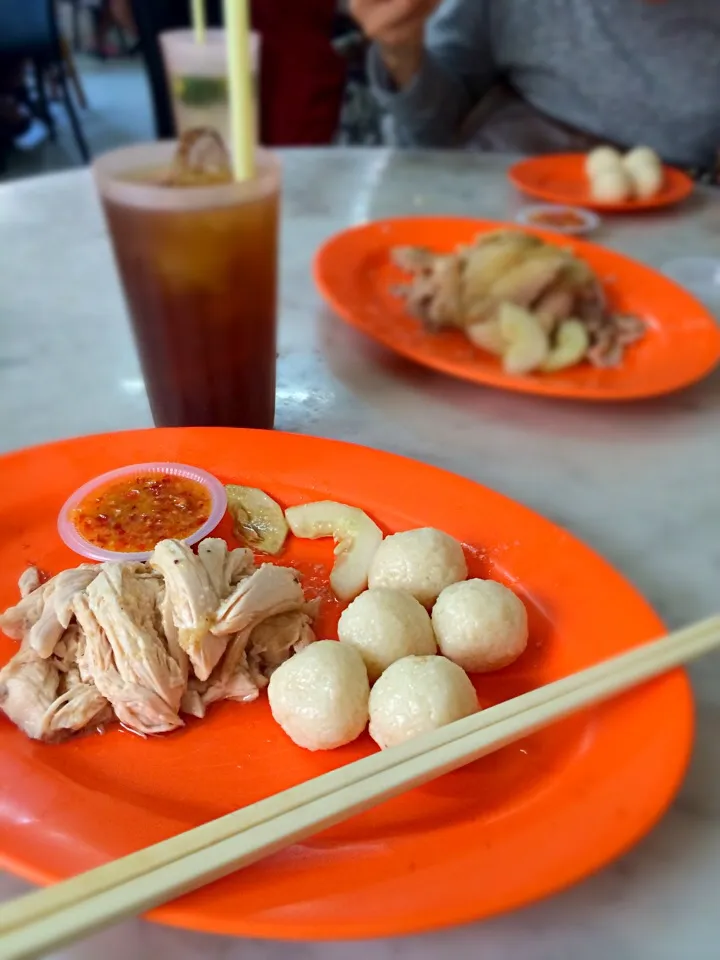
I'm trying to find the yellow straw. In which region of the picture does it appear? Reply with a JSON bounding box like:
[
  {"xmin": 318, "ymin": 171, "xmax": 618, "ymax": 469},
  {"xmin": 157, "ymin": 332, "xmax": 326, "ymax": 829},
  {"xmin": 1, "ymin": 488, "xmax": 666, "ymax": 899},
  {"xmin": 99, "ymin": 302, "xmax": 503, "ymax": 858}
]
[
  {"xmin": 223, "ymin": 0, "xmax": 255, "ymax": 181},
  {"xmin": 190, "ymin": 0, "xmax": 206, "ymax": 44}
]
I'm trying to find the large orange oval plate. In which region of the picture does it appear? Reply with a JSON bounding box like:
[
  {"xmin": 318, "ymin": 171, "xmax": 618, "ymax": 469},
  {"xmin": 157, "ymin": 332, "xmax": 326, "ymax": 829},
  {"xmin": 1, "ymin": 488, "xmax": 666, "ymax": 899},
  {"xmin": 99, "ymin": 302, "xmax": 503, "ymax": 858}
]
[
  {"xmin": 314, "ymin": 217, "xmax": 720, "ymax": 401},
  {"xmin": 0, "ymin": 428, "xmax": 693, "ymax": 939},
  {"xmin": 508, "ymin": 153, "xmax": 694, "ymax": 212}
]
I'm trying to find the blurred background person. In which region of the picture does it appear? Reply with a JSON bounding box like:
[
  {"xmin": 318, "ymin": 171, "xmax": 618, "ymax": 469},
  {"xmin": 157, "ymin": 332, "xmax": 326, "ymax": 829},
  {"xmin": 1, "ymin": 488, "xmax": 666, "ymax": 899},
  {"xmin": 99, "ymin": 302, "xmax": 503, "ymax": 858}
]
[{"xmin": 350, "ymin": 0, "xmax": 720, "ymax": 180}]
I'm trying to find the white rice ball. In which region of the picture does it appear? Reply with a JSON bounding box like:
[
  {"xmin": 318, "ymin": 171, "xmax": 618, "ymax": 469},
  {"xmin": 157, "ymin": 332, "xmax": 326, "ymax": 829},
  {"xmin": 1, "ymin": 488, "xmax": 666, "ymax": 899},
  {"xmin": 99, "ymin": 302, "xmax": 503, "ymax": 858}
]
[
  {"xmin": 268, "ymin": 640, "xmax": 369, "ymax": 750},
  {"xmin": 367, "ymin": 528, "xmax": 468, "ymax": 607},
  {"xmin": 432, "ymin": 579, "xmax": 528, "ymax": 673},
  {"xmin": 626, "ymin": 162, "xmax": 664, "ymax": 200},
  {"xmin": 590, "ymin": 167, "xmax": 633, "ymax": 203},
  {"xmin": 623, "ymin": 146, "xmax": 661, "ymax": 173},
  {"xmin": 338, "ymin": 588, "xmax": 437, "ymax": 682},
  {"xmin": 585, "ymin": 146, "xmax": 623, "ymax": 178},
  {"xmin": 368, "ymin": 655, "xmax": 478, "ymax": 749}
]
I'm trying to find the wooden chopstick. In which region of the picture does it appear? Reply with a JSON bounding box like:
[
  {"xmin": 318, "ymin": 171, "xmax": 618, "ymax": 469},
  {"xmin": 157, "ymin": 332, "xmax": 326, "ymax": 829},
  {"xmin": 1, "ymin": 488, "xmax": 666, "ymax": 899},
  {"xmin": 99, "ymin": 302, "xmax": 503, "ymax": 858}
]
[{"xmin": 2, "ymin": 614, "xmax": 718, "ymax": 960}]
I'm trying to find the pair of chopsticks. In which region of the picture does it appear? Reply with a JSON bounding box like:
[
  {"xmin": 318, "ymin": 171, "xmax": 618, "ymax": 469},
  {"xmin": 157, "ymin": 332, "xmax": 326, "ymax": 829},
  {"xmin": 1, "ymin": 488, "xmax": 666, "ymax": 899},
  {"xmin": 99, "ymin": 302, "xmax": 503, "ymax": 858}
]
[{"xmin": 2, "ymin": 614, "xmax": 719, "ymax": 960}]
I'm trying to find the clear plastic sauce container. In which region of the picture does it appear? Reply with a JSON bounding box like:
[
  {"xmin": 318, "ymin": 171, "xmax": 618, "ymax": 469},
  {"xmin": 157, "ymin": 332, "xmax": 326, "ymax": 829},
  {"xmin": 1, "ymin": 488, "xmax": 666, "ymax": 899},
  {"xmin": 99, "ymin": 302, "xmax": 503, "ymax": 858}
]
[{"xmin": 58, "ymin": 462, "xmax": 227, "ymax": 562}]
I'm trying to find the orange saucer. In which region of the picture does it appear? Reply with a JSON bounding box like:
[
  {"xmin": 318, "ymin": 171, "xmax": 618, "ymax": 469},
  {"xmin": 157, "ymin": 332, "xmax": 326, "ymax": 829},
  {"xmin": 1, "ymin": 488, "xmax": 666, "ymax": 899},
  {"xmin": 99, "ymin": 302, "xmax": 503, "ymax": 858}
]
[
  {"xmin": 509, "ymin": 153, "xmax": 694, "ymax": 212},
  {"xmin": 0, "ymin": 428, "xmax": 693, "ymax": 939},
  {"xmin": 314, "ymin": 217, "xmax": 720, "ymax": 401}
]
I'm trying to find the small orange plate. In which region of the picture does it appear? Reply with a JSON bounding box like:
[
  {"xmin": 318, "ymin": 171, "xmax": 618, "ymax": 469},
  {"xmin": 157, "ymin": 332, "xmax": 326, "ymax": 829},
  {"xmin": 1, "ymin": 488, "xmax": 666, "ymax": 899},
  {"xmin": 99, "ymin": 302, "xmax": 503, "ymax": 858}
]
[
  {"xmin": 508, "ymin": 153, "xmax": 694, "ymax": 212},
  {"xmin": 0, "ymin": 429, "xmax": 693, "ymax": 940},
  {"xmin": 314, "ymin": 217, "xmax": 720, "ymax": 401}
]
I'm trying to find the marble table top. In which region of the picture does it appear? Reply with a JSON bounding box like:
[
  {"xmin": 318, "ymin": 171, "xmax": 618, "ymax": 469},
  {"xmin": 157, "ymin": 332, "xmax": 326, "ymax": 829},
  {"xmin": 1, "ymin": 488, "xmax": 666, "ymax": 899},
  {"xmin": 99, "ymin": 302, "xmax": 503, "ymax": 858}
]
[{"xmin": 1, "ymin": 149, "xmax": 719, "ymax": 960}]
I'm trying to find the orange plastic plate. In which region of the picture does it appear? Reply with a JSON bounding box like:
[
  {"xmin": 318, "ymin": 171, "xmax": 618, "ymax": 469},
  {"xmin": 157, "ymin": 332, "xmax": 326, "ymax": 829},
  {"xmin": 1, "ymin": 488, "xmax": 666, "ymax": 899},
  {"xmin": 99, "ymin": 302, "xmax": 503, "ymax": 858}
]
[
  {"xmin": 508, "ymin": 153, "xmax": 694, "ymax": 211},
  {"xmin": 314, "ymin": 217, "xmax": 720, "ymax": 401},
  {"xmin": 0, "ymin": 429, "xmax": 693, "ymax": 940}
]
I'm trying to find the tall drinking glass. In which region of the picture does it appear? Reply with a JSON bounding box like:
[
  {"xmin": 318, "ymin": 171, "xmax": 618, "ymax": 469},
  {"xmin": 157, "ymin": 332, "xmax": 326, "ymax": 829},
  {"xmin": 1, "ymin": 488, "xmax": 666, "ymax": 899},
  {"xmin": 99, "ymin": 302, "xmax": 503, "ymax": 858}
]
[
  {"xmin": 160, "ymin": 28, "xmax": 260, "ymax": 149},
  {"xmin": 93, "ymin": 141, "xmax": 280, "ymax": 429}
]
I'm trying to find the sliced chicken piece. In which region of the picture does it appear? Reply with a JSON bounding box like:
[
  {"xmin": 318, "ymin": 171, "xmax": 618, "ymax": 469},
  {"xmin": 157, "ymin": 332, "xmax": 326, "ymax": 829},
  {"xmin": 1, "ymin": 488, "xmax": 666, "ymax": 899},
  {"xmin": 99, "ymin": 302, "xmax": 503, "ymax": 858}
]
[
  {"xmin": 586, "ymin": 313, "xmax": 643, "ymax": 369},
  {"xmin": 52, "ymin": 566, "xmax": 101, "ymax": 629},
  {"xmin": 197, "ymin": 538, "xmax": 228, "ymax": 596},
  {"xmin": 461, "ymin": 233, "xmax": 540, "ymax": 321},
  {"xmin": 158, "ymin": 586, "xmax": 188, "ymax": 682},
  {"xmin": 1, "ymin": 563, "xmax": 99, "ymax": 656},
  {"xmin": 0, "ymin": 639, "xmax": 111, "ymax": 742},
  {"xmin": 0, "ymin": 647, "xmax": 61, "ymax": 740},
  {"xmin": 615, "ymin": 314, "xmax": 646, "ymax": 346},
  {"xmin": 487, "ymin": 247, "xmax": 570, "ymax": 310},
  {"xmin": 0, "ymin": 581, "xmax": 49, "ymax": 642},
  {"xmin": 151, "ymin": 539, "xmax": 223, "ymax": 681},
  {"xmin": 27, "ymin": 582, "xmax": 66, "ymax": 658},
  {"xmin": 52, "ymin": 623, "xmax": 83, "ymax": 673},
  {"xmin": 39, "ymin": 681, "xmax": 112, "ymax": 740},
  {"xmin": 74, "ymin": 594, "xmax": 183, "ymax": 735},
  {"xmin": 575, "ymin": 281, "xmax": 609, "ymax": 329},
  {"xmin": 194, "ymin": 610, "xmax": 315, "ymax": 713},
  {"xmin": 192, "ymin": 564, "xmax": 308, "ymax": 713},
  {"xmin": 246, "ymin": 610, "xmax": 315, "ymax": 687},
  {"xmin": 587, "ymin": 328, "xmax": 624, "ymax": 368},
  {"xmin": 180, "ymin": 685, "xmax": 207, "ymax": 719},
  {"xmin": 213, "ymin": 563, "xmax": 305, "ymax": 637},
  {"xmin": 532, "ymin": 275, "xmax": 577, "ymax": 334},
  {"xmin": 424, "ymin": 255, "xmax": 464, "ymax": 330},
  {"xmin": 404, "ymin": 271, "xmax": 439, "ymax": 321},
  {"xmin": 227, "ymin": 547, "xmax": 254, "ymax": 585},
  {"xmin": 472, "ymin": 230, "xmax": 542, "ymax": 253},
  {"xmin": 85, "ymin": 564, "xmax": 185, "ymax": 714},
  {"xmin": 197, "ymin": 539, "xmax": 254, "ymax": 597},
  {"xmin": 303, "ymin": 597, "xmax": 322, "ymax": 620},
  {"xmin": 562, "ymin": 256, "xmax": 596, "ymax": 288},
  {"xmin": 18, "ymin": 566, "xmax": 42, "ymax": 598},
  {"xmin": 184, "ymin": 642, "xmax": 259, "ymax": 716},
  {"xmin": 391, "ymin": 246, "xmax": 435, "ymax": 273}
]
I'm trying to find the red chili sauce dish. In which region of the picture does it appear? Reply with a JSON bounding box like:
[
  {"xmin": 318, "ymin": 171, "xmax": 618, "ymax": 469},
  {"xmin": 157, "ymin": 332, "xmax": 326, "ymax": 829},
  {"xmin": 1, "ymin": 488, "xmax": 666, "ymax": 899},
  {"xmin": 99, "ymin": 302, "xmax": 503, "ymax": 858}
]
[
  {"xmin": 71, "ymin": 473, "xmax": 212, "ymax": 553},
  {"xmin": 526, "ymin": 209, "xmax": 588, "ymax": 229}
]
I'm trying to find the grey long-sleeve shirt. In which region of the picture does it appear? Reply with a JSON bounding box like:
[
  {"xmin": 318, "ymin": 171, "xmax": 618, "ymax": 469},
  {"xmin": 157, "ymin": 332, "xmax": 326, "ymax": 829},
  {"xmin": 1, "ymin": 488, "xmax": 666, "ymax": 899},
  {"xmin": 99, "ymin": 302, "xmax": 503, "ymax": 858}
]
[{"xmin": 369, "ymin": 0, "xmax": 720, "ymax": 168}]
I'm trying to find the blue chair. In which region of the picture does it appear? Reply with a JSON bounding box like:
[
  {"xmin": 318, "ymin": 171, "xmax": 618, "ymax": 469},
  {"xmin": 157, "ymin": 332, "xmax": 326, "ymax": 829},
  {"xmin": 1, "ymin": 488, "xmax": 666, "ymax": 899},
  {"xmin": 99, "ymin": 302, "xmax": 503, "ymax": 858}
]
[{"xmin": 0, "ymin": 0, "xmax": 89, "ymax": 162}]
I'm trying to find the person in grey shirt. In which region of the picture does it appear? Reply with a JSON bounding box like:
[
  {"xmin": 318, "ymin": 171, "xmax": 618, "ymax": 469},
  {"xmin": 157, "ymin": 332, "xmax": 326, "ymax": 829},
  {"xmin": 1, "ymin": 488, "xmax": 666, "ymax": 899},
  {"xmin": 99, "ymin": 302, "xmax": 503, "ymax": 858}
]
[{"xmin": 350, "ymin": 0, "xmax": 720, "ymax": 174}]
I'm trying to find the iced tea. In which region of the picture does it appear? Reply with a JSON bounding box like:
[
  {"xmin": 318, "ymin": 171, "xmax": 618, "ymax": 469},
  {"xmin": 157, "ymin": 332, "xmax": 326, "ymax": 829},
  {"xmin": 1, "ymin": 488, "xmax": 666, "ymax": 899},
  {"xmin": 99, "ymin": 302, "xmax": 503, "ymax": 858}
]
[{"xmin": 93, "ymin": 141, "xmax": 280, "ymax": 428}]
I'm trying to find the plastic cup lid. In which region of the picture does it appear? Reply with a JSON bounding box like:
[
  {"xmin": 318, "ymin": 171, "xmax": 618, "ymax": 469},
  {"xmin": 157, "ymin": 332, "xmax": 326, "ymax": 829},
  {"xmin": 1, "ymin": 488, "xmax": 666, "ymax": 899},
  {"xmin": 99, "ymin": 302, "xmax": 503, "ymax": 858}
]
[
  {"xmin": 57, "ymin": 462, "xmax": 227, "ymax": 563},
  {"xmin": 515, "ymin": 204, "xmax": 600, "ymax": 235}
]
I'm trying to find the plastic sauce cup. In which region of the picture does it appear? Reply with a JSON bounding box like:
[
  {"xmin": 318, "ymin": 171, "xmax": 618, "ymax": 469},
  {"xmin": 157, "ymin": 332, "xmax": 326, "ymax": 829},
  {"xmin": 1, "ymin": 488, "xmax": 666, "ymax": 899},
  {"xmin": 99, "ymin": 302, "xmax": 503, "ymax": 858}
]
[{"xmin": 57, "ymin": 462, "xmax": 227, "ymax": 563}]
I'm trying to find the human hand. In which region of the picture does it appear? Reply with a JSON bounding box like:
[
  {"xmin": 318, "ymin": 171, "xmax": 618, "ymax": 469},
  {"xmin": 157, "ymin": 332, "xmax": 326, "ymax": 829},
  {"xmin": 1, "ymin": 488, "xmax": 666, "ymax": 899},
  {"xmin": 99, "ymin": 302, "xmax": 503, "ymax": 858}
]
[{"xmin": 350, "ymin": 0, "xmax": 440, "ymax": 86}]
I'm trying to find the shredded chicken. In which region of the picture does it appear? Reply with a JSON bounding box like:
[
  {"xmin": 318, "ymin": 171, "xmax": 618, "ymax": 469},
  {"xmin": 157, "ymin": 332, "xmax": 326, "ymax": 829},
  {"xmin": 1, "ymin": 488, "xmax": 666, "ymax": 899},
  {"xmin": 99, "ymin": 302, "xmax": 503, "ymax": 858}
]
[
  {"xmin": 0, "ymin": 538, "xmax": 315, "ymax": 741},
  {"xmin": 246, "ymin": 610, "xmax": 315, "ymax": 687},
  {"xmin": 85, "ymin": 564, "xmax": 185, "ymax": 716},
  {"xmin": 184, "ymin": 613, "xmax": 315, "ymax": 719},
  {"xmin": 392, "ymin": 230, "xmax": 646, "ymax": 371},
  {"xmin": 197, "ymin": 538, "xmax": 254, "ymax": 597},
  {"xmin": 53, "ymin": 566, "xmax": 101, "ymax": 629},
  {"xmin": 150, "ymin": 540, "xmax": 224, "ymax": 682},
  {"xmin": 213, "ymin": 564, "xmax": 305, "ymax": 636},
  {"xmin": 0, "ymin": 581, "xmax": 49, "ymax": 642},
  {"xmin": 0, "ymin": 641, "xmax": 110, "ymax": 742},
  {"xmin": 18, "ymin": 566, "xmax": 42, "ymax": 598},
  {"xmin": 186, "ymin": 566, "xmax": 311, "ymax": 717},
  {"xmin": 74, "ymin": 594, "xmax": 182, "ymax": 736},
  {"xmin": 0, "ymin": 565, "xmax": 100, "ymax": 656}
]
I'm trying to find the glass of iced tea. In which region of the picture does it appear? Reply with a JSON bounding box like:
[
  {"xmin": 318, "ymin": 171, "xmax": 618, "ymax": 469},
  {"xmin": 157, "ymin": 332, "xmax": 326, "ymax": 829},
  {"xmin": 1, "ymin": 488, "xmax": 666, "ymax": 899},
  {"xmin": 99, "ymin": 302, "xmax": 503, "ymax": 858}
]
[
  {"xmin": 160, "ymin": 28, "xmax": 260, "ymax": 149},
  {"xmin": 93, "ymin": 135, "xmax": 280, "ymax": 429}
]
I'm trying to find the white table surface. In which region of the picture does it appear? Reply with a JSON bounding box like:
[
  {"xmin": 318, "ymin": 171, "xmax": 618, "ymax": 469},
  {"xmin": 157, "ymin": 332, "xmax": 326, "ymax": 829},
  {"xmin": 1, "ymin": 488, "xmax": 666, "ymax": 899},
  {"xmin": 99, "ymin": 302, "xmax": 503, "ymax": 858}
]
[{"xmin": 1, "ymin": 149, "xmax": 720, "ymax": 960}]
